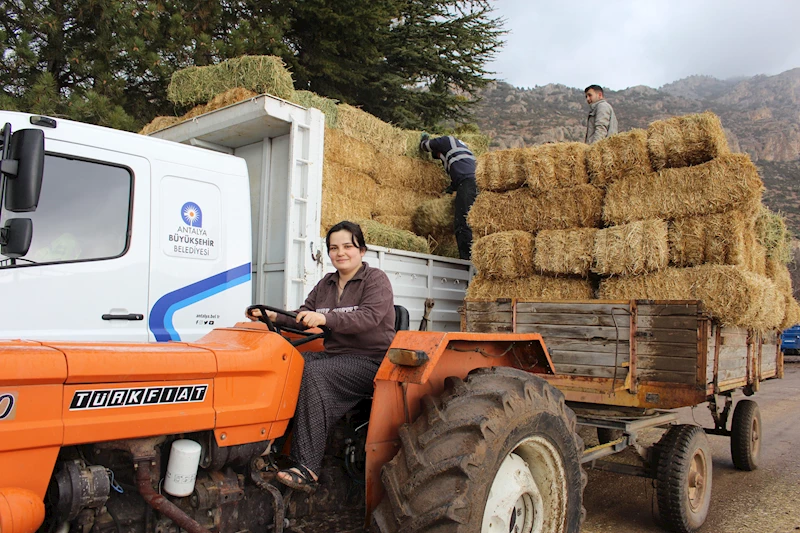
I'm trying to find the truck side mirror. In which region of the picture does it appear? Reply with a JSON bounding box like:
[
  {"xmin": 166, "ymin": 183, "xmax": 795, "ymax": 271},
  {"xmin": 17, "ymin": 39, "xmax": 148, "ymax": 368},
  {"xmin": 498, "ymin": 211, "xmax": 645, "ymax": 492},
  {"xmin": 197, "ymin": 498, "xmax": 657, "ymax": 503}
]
[
  {"xmin": 2, "ymin": 128, "xmax": 45, "ymax": 213},
  {"xmin": 0, "ymin": 218, "xmax": 33, "ymax": 258}
]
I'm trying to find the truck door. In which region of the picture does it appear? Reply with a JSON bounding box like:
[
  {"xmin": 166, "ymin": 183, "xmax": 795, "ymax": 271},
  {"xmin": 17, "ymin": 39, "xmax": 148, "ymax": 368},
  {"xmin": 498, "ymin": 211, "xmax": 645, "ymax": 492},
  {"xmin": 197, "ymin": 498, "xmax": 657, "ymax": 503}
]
[{"xmin": 0, "ymin": 139, "xmax": 150, "ymax": 341}]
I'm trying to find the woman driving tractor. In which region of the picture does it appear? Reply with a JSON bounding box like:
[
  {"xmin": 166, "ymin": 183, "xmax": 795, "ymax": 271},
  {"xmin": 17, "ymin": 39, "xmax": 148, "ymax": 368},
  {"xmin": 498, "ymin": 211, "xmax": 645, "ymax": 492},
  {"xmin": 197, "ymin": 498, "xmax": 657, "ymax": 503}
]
[{"xmin": 247, "ymin": 220, "xmax": 396, "ymax": 492}]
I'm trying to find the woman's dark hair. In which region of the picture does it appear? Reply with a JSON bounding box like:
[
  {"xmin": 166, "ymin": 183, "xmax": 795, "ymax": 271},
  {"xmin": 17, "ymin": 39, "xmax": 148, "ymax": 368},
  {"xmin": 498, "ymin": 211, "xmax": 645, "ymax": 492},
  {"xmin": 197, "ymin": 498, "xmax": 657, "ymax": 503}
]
[{"xmin": 326, "ymin": 221, "xmax": 368, "ymax": 252}]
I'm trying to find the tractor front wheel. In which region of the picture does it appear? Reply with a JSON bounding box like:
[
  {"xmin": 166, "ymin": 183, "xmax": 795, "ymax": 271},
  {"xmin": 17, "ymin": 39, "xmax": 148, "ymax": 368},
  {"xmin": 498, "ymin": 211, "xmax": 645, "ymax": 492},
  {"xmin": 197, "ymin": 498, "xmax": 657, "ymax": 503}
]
[{"xmin": 371, "ymin": 367, "xmax": 586, "ymax": 533}]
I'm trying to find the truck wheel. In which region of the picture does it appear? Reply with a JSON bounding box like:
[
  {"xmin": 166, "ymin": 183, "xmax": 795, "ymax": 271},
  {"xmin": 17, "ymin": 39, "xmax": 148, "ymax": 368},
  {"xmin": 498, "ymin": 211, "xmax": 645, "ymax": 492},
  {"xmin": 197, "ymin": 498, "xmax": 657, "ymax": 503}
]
[
  {"xmin": 730, "ymin": 399, "xmax": 761, "ymax": 471},
  {"xmin": 371, "ymin": 367, "xmax": 585, "ymax": 533},
  {"xmin": 656, "ymin": 425, "xmax": 712, "ymax": 533}
]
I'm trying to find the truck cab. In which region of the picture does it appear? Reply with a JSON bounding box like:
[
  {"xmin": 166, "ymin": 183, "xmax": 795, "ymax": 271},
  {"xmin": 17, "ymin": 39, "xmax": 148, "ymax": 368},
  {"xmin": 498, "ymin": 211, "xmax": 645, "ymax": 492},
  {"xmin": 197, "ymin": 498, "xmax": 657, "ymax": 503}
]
[{"xmin": 0, "ymin": 112, "xmax": 252, "ymax": 342}]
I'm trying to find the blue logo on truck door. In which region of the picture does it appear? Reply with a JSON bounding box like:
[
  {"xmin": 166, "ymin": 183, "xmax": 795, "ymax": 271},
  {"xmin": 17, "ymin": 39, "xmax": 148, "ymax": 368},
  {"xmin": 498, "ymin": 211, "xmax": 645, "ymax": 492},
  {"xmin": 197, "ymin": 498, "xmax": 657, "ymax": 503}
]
[
  {"xmin": 181, "ymin": 202, "xmax": 203, "ymax": 227},
  {"xmin": 149, "ymin": 262, "xmax": 251, "ymax": 342}
]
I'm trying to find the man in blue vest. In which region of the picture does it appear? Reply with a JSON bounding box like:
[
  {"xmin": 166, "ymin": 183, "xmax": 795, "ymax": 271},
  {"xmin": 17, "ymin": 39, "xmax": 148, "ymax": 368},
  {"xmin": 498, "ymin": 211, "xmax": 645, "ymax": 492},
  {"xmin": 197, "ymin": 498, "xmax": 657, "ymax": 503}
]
[{"xmin": 419, "ymin": 134, "xmax": 477, "ymax": 260}]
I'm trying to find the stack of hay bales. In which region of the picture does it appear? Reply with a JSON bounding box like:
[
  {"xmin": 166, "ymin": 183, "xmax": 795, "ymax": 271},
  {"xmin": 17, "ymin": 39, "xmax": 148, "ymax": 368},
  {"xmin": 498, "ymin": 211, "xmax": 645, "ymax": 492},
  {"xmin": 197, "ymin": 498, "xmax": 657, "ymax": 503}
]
[
  {"xmin": 139, "ymin": 56, "xmax": 490, "ymax": 258},
  {"xmin": 468, "ymin": 111, "xmax": 799, "ymax": 332},
  {"xmin": 467, "ymin": 142, "xmax": 602, "ymax": 299}
]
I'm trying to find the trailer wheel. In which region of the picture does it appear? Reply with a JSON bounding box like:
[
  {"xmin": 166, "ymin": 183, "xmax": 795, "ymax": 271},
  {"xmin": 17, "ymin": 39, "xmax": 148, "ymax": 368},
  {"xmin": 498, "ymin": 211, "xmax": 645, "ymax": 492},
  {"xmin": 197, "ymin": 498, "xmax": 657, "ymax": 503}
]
[
  {"xmin": 656, "ymin": 425, "xmax": 712, "ymax": 533},
  {"xmin": 371, "ymin": 367, "xmax": 585, "ymax": 533},
  {"xmin": 730, "ymin": 399, "xmax": 761, "ymax": 471}
]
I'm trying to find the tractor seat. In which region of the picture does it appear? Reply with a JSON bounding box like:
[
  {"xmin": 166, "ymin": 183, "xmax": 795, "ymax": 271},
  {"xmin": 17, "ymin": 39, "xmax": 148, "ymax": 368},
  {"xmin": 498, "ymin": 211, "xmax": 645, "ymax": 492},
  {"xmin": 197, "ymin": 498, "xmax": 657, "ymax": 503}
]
[{"xmin": 394, "ymin": 305, "xmax": 409, "ymax": 332}]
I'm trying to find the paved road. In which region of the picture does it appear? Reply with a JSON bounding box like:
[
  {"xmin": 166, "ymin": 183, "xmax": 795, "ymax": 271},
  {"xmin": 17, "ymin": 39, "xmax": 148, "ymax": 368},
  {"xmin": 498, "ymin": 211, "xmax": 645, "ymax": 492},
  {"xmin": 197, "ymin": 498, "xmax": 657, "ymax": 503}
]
[{"xmin": 581, "ymin": 361, "xmax": 800, "ymax": 533}]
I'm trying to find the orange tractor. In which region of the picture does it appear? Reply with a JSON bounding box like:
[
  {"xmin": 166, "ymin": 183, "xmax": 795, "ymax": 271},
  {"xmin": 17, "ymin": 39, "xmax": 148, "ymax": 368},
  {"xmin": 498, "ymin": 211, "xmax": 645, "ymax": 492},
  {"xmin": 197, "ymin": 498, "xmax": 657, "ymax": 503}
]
[{"xmin": 1, "ymin": 315, "xmax": 586, "ymax": 533}]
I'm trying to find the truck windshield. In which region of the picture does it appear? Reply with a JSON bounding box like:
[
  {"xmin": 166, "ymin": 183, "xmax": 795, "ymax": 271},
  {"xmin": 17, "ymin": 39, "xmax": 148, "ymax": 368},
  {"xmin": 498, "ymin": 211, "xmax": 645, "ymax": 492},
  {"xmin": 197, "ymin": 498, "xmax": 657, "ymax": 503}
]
[{"xmin": 0, "ymin": 154, "xmax": 132, "ymax": 267}]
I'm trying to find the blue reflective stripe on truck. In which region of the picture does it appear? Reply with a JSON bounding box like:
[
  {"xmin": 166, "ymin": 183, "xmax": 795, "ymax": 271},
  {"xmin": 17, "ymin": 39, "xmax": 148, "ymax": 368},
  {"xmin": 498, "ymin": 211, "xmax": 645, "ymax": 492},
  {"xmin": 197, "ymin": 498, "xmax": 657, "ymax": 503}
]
[{"xmin": 149, "ymin": 263, "xmax": 252, "ymax": 342}]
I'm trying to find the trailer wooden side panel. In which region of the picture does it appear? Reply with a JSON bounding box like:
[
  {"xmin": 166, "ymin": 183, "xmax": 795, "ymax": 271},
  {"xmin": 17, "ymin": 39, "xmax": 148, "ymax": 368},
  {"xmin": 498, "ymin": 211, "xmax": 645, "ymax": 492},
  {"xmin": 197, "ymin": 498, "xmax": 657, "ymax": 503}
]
[{"xmin": 635, "ymin": 302, "xmax": 701, "ymax": 385}]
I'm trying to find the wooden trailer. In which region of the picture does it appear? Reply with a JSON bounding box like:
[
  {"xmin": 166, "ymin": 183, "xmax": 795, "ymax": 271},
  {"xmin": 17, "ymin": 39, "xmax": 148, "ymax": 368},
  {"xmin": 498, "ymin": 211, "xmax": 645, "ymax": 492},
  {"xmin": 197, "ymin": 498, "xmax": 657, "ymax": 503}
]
[{"xmin": 463, "ymin": 299, "xmax": 782, "ymax": 533}]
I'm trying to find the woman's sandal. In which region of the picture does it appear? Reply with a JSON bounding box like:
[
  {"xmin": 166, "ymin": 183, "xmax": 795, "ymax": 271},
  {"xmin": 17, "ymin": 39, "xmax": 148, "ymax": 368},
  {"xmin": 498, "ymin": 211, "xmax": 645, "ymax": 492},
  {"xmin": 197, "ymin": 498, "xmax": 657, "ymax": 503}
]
[{"xmin": 276, "ymin": 464, "xmax": 318, "ymax": 493}]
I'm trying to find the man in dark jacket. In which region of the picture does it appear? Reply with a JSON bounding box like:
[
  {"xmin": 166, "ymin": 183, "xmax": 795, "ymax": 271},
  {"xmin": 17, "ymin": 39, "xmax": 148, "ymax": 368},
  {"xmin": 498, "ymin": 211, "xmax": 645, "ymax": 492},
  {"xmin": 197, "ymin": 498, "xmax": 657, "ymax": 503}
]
[{"xmin": 419, "ymin": 134, "xmax": 477, "ymax": 260}]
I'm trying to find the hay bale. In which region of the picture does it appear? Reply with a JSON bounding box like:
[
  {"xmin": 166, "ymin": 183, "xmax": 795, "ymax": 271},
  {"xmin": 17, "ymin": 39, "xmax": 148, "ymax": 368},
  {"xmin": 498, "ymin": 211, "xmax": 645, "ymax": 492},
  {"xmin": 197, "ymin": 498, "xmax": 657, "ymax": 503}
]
[
  {"xmin": 468, "ymin": 185, "xmax": 604, "ymax": 237},
  {"xmin": 413, "ymin": 194, "xmax": 455, "ymax": 236},
  {"xmin": 292, "ymin": 90, "xmax": 339, "ymax": 127},
  {"xmin": 321, "ymin": 162, "xmax": 377, "ymax": 232},
  {"xmin": 755, "ymin": 206, "xmax": 792, "ymax": 264},
  {"xmin": 372, "ymin": 152, "xmax": 449, "ymax": 194},
  {"xmin": 336, "ymin": 104, "xmax": 407, "ymax": 156},
  {"xmin": 472, "ymin": 231, "xmax": 535, "ymax": 279},
  {"xmin": 647, "ymin": 111, "xmax": 730, "ymax": 170},
  {"xmin": 429, "ymin": 234, "xmax": 460, "ymax": 259},
  {"xmin": 374, "ymin": 215, "xmax": 415, "ymax": 233},
  {"xmin": 476, "ymin": 143, "xmax": 588, "ymax": 194},
  {"xmin": 781, "ymin": 296, "xmax": 800, "ymax": 329},
  {"xmin": 534, "ymin": 228, "xmax": 597, "ymax": 277},
  {"xmin": 744, "ymin": 234, "xmax": 767, "ymax": 276},
  {"xmin": 466, "ymin": 274, "xmax": 594, "ymax": 301},
  {"xmin": 139, "ymin": 116, "xmax": 181, "ymax": 135},
  {"xmin": 355, "ymin": 219, "xmax": 430, "ymax": 254},
  {"xmin": 325, "ymin": 128, "xmax": 377, "ymax": 176},
  {"xmin": 374, "ymin": 187, "xmax": 439, "ymax": 217},
  {"xmin": 668, "ymin": 210, "xmax": 754, "ymax": 268},
  {"xmin": 586, "ymin": 129, "xmax": 650, "ymax": 187},
  {"xmin": 603, "ymin": 154, "xmax": 763, "ymax": 225},
  {"xmin": 766, "ymin": 257, "xmax": 793, "ymax": 296},
  {"xmin": 592, "ymin": 219, "xmax": 669, "ymax": 276},
  {"xmin": 167, "ymin": 56, "xmax": 295, "ymax": 106},
  {"xmin": 178, "ymin": 88, "xmax": 259, "ymax": 121},
  {"xmin": 599, "ymin": 265, "xmax": 783, "ymax": 330}
]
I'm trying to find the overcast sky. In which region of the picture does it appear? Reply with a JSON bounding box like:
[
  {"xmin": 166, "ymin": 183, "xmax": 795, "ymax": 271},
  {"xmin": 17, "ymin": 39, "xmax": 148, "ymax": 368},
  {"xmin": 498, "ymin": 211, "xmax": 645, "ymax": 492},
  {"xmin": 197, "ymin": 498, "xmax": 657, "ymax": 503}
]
[{"xmin": 487, "ymin": 0, "xmax": 800, "ymax": 91}]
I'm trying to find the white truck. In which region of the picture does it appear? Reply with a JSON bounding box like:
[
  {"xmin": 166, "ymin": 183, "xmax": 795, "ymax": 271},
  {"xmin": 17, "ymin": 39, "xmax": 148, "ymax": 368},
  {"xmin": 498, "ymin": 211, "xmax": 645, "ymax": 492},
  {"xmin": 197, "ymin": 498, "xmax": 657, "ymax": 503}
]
[{"xmin": 0, "ymin": 94, "xmax": 472, "ymax": 342}]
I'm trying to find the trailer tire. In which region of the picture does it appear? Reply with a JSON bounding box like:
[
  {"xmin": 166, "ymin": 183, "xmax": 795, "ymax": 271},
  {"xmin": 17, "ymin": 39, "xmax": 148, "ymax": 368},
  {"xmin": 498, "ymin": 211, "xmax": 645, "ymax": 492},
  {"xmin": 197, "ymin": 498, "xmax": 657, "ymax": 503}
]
[
  {"xmin": 656, "ymin": 425, "xmax": 712, "ymax": 533},
  {"xmin": 371, "ymin": 367, "xmax": 585, "ymax": 533},
  {"xmin": 730, "ymin": 399, "xmax": 761, "ymax": 471}
]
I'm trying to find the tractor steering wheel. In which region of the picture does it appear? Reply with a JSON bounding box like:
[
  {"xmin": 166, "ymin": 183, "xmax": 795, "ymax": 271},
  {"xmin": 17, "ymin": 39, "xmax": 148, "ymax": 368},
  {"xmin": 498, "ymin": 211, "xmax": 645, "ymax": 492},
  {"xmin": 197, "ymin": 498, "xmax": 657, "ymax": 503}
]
[{"xmin": 246, "ymin": 304, "xmax": 330, "ymax": 348}]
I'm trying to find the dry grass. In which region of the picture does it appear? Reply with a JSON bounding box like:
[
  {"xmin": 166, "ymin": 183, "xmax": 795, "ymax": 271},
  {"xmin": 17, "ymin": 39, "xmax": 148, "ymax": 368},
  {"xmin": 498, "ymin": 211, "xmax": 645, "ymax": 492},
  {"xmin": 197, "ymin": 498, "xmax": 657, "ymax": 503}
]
[
  {"xmin": 781, "ymin": 296, "xmax": 800, "ymax": 329},
  {"xmin": 745, "ymin": 233, "xmax": 767, "ymax": 276},
  {"xmin": 374, "ymin": 187, "xmax": 439, "ymax": 217},
  {"xmin": 325, "ymin": 128, "xmax": 377, "ymax": 176},
  {"xmin": 755, "ymin": 205, "xmax": 793, "ymax": 264},
  {"xmin": 139, "ymin": 116, "xmax": 181, "ymax": 135},
  {"xmin": 355, "ymin": 219, "xmax": 430, "ymax": 254},
  {"xmin": 167, "ymin": 56, "xmax": 294, "ymax": 106},
  {"xmin": 336, "ymin": 104, "xmax": 407, "ymax": 156},
  {"xmin": 586, "ymin": 129, "xmax": 650, "ymax": 187},
  {"xmin": 291, "ymin": 90, "xmax": 339, "ymax": 127},
  {"xmin": 668, "ymin": 210, "xmax": 755, "ymax": 268},
  {"xmin": 429, "ymin": 234, "xmax": 460, "ymax": 258},
  {"xmin": 603, "ymin": 154, "xmax": 763, "ymax": 225},
  {"xmin": 592, "ymin": 219, "xmax": 669, "ymax": 276},
  {"xmin": 534, "ymin": 228, "xmax": 597, "ymax": 277},
  {"xmin": 599, "ymin": 265, "xmax": 784, "ymax": 331},
  {"xmin": 374, "ymin": 215, "xmax": 415, "ymax": 233},
  {"xmin": 468, "ymin": 185, "xmax": 604, "ymax": 237},
  {"xmin": 476, "ymin": 143, "xmax": 588, "ymax": 193},
  {"xmin": 466, "ymin": 274, "xmax": 594, "ymax": 300},
  {"xmin": 372, "ymin": 152, "xmax": 449, "ymax": 194},
  {"xmin": 766, "ymin": 257, "xmax": 793, "ymax": 296},
  {"xmin": 413, "ymin": 194, "xmax": 455, "ymax": 236},
  {"xmin": 321, "ymin": 162, "xmax": 377, "ymax": 232},
  {"xmin": 647, "ymin": 111, "xmax": 730, "ymax": 170},
  {"xmin": 471, "ymin": 231, "xmax": 536, "ymax": 279}
]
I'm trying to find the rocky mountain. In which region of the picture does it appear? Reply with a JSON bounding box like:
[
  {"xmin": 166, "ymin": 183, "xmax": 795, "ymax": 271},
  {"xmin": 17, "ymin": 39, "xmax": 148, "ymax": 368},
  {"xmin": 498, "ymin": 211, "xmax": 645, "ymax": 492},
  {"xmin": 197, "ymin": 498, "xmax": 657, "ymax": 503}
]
[{"xmin": 472, "ymin": 69, "xmax": 800, "ymax": 233}]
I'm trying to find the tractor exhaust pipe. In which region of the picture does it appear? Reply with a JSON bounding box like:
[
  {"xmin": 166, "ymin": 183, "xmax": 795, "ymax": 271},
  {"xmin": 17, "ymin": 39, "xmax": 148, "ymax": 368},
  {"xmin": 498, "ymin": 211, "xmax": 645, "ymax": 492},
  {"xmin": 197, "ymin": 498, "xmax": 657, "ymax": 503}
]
[{"xmin": 135, "ymin": 460, "xmax": 210, "ymax": 533}]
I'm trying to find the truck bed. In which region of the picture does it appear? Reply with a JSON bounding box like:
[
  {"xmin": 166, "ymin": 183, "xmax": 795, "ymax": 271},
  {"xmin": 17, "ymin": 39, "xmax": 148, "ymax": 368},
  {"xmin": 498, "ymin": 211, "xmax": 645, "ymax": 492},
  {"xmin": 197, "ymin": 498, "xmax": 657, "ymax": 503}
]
[{"xmin": 464, "ymin": 299, "xmax": 783, "ymax": 409}]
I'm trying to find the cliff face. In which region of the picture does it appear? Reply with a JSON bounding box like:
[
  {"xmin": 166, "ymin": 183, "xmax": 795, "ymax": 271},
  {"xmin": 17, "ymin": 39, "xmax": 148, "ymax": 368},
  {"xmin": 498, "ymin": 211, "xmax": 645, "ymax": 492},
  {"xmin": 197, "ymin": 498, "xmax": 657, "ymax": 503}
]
[{"xmin": 472, "ymin": 69, "xmax": 800, "ymax": 233}]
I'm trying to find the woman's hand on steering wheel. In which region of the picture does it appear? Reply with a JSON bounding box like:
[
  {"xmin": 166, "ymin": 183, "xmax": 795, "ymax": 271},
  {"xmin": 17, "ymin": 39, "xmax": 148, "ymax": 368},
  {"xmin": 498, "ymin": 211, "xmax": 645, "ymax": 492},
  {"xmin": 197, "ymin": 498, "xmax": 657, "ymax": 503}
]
[
  {"xmin": 247, "ymin": 308, "xmax": 277, "ymax": 322},
  {"xmin": 296, "ymin": 311, "xmax": 326, "ymax": 328}
]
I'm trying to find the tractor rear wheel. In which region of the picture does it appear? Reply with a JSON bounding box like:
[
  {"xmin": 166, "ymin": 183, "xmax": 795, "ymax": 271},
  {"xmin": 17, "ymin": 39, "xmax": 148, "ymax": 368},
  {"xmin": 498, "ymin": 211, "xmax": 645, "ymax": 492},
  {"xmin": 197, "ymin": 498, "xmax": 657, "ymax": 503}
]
[{"xmin": 371, "ymin": 367, "xmax": 585, "ymax": 533}]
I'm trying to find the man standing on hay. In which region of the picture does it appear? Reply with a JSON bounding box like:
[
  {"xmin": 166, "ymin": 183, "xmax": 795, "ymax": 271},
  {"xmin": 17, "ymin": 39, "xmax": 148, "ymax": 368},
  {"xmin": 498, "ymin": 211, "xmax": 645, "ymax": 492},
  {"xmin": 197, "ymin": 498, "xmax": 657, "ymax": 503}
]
[
  {"xmin": 584, "ymin": 84, "xmax": 618, "ymax": 144},
  {"xmin": 420, "ymin": 134, "xmax": 478, "ymax": 260}
]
